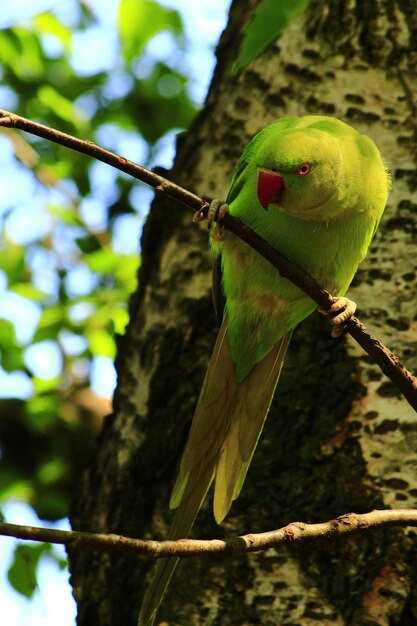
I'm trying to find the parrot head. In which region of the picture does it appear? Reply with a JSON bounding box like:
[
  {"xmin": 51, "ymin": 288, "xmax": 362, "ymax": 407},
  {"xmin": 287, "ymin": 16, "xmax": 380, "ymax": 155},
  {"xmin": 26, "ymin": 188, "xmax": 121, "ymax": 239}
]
[{"xmin": 255, "ymin": 127, "xmax": 344, "ymax": 221}]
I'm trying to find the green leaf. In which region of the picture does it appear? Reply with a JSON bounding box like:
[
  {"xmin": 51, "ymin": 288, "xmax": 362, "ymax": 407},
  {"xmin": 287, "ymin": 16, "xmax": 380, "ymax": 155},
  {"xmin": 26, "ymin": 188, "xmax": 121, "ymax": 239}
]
[
  {"xmin": 8, "ymin": 543, "xmax": 51, "ymax": 598},
  {"xmin": 33, "ymin": 305, "xmax": 66, "ymax": 343},
  {"xmin": 10, "ymin": 283, "xmax": 48, "ymax": 302},
  {"xmin": 111, "ymin": 306, "xmax": 130, "ymax": 334},
  {"xmin": 118, "ymin": 0, "xmax": 183, "ymax": 61},
  {"xmin": 33, "ymin": 488, "xmax": 69, "ymax": 520},
  {"xmin": 0, "ymin": 243, "xmax": 26, "ymax": 284},
  {"xmin": 37, "ymin": 84, "xmax": 86, "ymax": 126},
  {"xmin": 86, "ymin": 247, "xmax": 138, "ymax": 276},
  {"xmin": 233, "ymin": 0, "xmax": 310, "ymax": 74},
  {"xmin": 84, "ymin": 247, "xmax": 138, "ymax": 296},
  {"xmin": 27, "ymin": 391, "xmax": 60, "ymax": 426},
  {"xmin": 87, "ymin": 302, "xmax": 128, "ymax": 335},
  {"xmin": 0, "ymin": 318, "xmax": 24, "ymax": 371},
  {"xmin": 37, "ymin": 459, "xmax": 66, "ymax": 485},
  {"xmin": 31, "ymin": 376, "xmax": 63, "ymax": 396},
  {"xmin": 75, "ymin": 234, "xmax": 102, "ymax": 254},
  {"xmin": 33, "ymin": 13, "xmax": 72, "ymax": 54},
  {"xmin": 0, "ymin": 481, "xmax": 33, "ymax": 504},
  {"xmin": 45, "ymin": 159, "xmax": 76, "ymax": 181},
  {"xmin": 48, "ymin": 204, "xmax": 84, "ymax": 226},
  {"xmin": 87, "ymin": 329, "xmax": 116, "ymax": 358},
  {"xmin": 107, "ymin": 67, "xmax": 196, "ymax": 143},
  {"xmin": 84, "ymin": 248, "xmax": 121, "ymax": 273},
  {"xmin": 7, "ymin": 28, "xmax": 44, "ymax": 79}
]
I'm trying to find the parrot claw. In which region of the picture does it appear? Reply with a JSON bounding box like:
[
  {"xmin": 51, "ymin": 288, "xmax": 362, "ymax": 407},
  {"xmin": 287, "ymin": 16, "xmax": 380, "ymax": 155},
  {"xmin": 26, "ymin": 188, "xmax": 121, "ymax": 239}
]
[
  {"xmin": 319, "ymin": 296, "xmax": 356, "ymax": 337},
  {"xmin": 193, "ymin": 207, "xmax": 206, "ymax": 223},
  {"xmin": 207, "ymin": 199, "xmax": 229, "ymax": 240},
  {"xmin": 193, "ymin": 200, "xmax": 229, "ymax": 240}
]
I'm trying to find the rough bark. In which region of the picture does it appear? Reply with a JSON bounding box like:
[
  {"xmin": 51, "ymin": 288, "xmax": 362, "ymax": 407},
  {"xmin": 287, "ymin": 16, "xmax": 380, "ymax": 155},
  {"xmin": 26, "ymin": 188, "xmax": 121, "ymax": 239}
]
[{"xmin": 69, "ymin": 1, "xmax": 417, "ymax": 625}]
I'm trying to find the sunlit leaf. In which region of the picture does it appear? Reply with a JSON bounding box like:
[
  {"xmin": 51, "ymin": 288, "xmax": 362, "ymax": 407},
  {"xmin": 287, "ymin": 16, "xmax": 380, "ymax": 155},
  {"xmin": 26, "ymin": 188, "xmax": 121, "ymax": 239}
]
[
  {"xmin": 44, "ymin": 159, "xmax": 76, "ymax": 180},
  {"xmin": 0, "ymin": 467, "xmax": 33, "ymax": 503},
  {"xmin": 0, "ymin": 31, "xmax": 19, "ymax": 67},
  {"xmin": 84, "ymin": 248, "xmax": 121, "ymax": 273},
  {"xmin": 5, "ymin": 29, "xmax": 44, "ymax": 79},
  {"xmin": 85, "ymin": 248, "xmax": 139, "ymax": 293},
  {"xmin": 33, "ymin": 306, "xmax": 66, "ymax": 343},
  {"xmin": 111, "ymin": 307, "xmax": 130, "ymax": 334},
  {"xmin": 37, "ymin": 85, "xmax": 86, "ymax": 126},
  {"xmin": 0, "ymin": 243, "xmax": 26, "ymax": 284},
  {"xmin": 113, "ymin": 256, "xmax": 139, "ymax": 290},
  {"xmin": 233, "ymin": 0, "xmax": 310, "ymax": 74},
  {"xmin": 27, "ymin": 389, "xmax": 60, "ymax": 423},
  {"xmin": 87, "ymin": 303, "xmax": 125, "ymax": 334},
  {"xmin": 48, "ymin": 204, "xmax": 84, "ymax": 226},
  {"xmin": 0, "ymin": 319, "xmax": 24, "ymax": 371},
  {"xmin": 33, "ymin": 13, "xmax": 72, "ymax": 54},
  {"xmin": 108, "ymin": 64, "xmax": 196, "ymax": 143},
  {"xmin": 87, "ymin": 329, "xmax": 116, "ymax": 358},
  {"xmin": 10, "ymin": 283, "xmax": 48, "ymax": 302},
  {"xmin": 31, "ymin": 376, "xmax": 63, "ymax": 396},
  {"xmin": 118, "ymin": 0, "xmax": 183, "ymax": 61}
]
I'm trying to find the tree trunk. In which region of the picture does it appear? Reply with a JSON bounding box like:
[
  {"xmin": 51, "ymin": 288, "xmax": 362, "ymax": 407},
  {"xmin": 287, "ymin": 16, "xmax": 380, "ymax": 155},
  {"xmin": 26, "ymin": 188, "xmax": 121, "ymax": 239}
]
[{"xmin": 69, "ymin": 1, "xmax": 417, "ymax": 624}]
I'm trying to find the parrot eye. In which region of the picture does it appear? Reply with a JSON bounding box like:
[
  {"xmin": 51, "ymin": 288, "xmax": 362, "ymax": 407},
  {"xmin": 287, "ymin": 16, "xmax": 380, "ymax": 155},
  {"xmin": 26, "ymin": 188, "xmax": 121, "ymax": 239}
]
[{"xmin": 296, "ymin": 162, "xmax": 312, "ymax": 176}]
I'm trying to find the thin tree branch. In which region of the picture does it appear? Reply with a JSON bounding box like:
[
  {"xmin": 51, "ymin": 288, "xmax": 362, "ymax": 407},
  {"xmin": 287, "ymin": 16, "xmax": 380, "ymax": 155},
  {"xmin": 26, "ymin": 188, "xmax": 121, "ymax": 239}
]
[
  {"xmin": 0, "ymin": 109, "xmax": 416, "ymax": 410},
  {"xmin": 1, "ymin": 509, "xmax": 417, "ymax": 558}
]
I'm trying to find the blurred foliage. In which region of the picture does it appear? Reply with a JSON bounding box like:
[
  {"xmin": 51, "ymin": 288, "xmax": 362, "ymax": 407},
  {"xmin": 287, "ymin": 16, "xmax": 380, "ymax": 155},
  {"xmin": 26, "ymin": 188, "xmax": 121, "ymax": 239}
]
[
  {"xmin": 0, "ymin": 0, "xmax": 197, "ymax": 596},
  {"xmin": 7, "ymin": 542, "xmax": 63, "ymax": 599}
]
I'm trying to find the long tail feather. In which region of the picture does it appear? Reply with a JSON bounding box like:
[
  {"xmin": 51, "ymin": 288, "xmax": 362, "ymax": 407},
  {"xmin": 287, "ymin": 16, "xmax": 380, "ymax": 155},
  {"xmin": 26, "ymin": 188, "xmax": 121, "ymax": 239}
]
[
  {"xmin": 138, "ymin": 319, "xmax": 232, "ymax": 626},
  {"xmin": 138, "ymin": 319, "xmax": 291, "ymax": 624},
  {"xmin": 170, "ymin": 318, "xmax": 235, "ymax": 508},
  {"xmin": 137, "ymin": 461, "xmax": 214, "ymax": 626},
  {"xmin": 213, "ymin": 331, "xmax": 292, "ymax": 522}
]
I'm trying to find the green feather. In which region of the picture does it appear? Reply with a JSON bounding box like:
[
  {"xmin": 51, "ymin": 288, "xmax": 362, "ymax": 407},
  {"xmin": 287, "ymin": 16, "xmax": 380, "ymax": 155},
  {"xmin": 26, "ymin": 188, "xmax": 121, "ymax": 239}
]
[{"xmin": 222, "ymin": 115, "xmax": 389, "ymax": 379}]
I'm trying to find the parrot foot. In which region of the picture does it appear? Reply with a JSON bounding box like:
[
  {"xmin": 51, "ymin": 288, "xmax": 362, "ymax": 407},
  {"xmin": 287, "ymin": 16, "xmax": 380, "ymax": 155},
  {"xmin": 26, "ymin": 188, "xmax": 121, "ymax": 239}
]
[
  {"xmin": 193, "ymin": 199, "xmax": 229, "ymax": 240},
  {"xmin": 319, "ymin": 297, "xmax": 356, "ymax": 337},
  {"xmin": 207, "ymin": 199, "xmax": 229, "ymax": 240}
]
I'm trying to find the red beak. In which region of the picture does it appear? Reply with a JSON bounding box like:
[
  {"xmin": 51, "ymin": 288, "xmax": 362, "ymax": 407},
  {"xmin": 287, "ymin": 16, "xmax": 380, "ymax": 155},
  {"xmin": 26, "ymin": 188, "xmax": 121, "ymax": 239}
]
[{"xmin": 257, "ymin": 169, "xmax": 284, "ymax": 209}]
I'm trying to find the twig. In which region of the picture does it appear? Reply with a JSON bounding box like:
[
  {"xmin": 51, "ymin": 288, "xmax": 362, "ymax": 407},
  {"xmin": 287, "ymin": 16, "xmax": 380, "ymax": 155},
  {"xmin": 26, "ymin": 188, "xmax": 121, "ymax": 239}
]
[
  {"xmin": 0, "ymin": 109, "xmax": 416, "ymax": 410},
  {"xmin": 0, "ymin": 109, "xmax": 206, "ymax": 214},
  {"xmin": 1, "ymin": 509, "xmax": 417, "ymax": 558}
]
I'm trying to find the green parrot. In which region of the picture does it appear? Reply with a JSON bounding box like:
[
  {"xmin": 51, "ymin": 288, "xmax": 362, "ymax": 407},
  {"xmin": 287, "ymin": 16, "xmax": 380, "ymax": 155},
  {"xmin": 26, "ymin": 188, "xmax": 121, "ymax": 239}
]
[{"xmin": 138, "ymin": 115, "xmax": 390, "ymax": 625}]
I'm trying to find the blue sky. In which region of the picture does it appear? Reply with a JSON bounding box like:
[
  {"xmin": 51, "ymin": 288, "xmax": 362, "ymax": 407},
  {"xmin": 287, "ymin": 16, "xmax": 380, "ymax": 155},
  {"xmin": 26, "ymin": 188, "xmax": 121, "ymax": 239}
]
[{"xmin": 0, "ymin": 1, "xmax": 230, "ymax": 623}]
